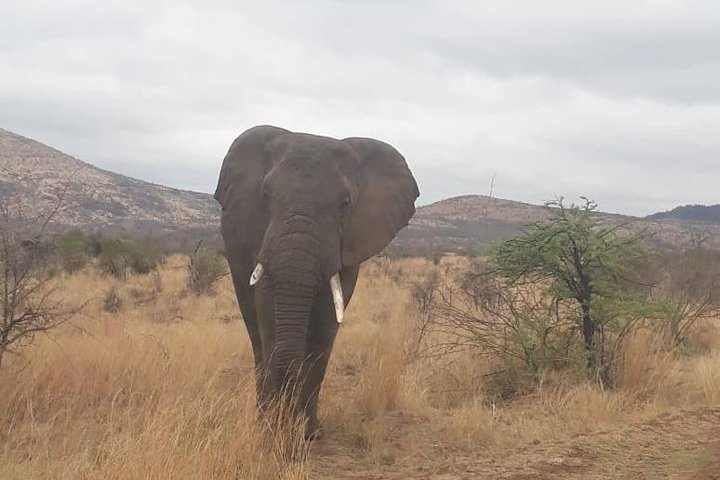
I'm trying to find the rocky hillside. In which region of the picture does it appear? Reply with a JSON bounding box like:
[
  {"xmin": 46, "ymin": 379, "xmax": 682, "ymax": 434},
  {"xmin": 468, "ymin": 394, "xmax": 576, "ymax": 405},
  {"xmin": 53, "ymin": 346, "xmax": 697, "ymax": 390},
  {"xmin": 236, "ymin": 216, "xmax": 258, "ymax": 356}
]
[
  {"xmin": 392, "ymin": 195, "xmax": 720, "ymax": 254},
  {"xmin": 647, "ymin": 204, "xmax": 720, "ymax": 224},
  {"xmin": 2, "ymin": 128, "xmax": 718, "ymax": 254},
  {"xmin": 0, "ymin": 128, "xmax": 220, "ymax": 246}
]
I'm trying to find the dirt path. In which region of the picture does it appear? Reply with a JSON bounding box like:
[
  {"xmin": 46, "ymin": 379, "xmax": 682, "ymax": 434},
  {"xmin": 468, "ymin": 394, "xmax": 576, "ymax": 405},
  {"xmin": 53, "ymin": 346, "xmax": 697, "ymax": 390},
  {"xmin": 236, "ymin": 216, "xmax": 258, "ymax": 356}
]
[{"xmin": 310, "ymin": 407, "xmax": 720, "ymax": 479}]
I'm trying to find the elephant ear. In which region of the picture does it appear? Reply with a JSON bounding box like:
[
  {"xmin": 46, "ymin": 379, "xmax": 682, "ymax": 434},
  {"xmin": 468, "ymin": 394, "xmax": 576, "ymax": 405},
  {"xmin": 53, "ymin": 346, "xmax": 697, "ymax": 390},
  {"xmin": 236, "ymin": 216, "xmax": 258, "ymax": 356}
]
[
  {"xmin": 342, "ymin": 137, "xmax": 419, "ymax": 266},
  {"xmin": 214, "ymin": 125, "xmax": 291, "ymax": 281}
]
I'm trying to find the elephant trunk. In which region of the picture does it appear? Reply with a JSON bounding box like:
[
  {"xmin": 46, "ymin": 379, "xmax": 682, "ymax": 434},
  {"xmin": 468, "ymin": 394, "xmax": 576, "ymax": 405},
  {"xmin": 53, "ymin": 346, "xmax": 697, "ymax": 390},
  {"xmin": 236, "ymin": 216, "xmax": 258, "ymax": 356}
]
[
  {"xmin": 270, "ymin": 238, "xmax": 321, "ymax": 405},
  {"xmin": 273, "ymin": 283, "xmax": 315, "ymax": 395}
]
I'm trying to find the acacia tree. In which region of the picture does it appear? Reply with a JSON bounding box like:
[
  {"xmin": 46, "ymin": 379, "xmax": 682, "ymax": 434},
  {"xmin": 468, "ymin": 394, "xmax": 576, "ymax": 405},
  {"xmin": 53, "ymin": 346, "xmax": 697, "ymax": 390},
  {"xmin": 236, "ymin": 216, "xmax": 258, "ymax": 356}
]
[
  {"xmin": 485, "ymin": 198, "xmax": 655, "ymax": 381},
  {"xmin": 0, "ymin": 200, "xmax": 76, "ymax": 367}
]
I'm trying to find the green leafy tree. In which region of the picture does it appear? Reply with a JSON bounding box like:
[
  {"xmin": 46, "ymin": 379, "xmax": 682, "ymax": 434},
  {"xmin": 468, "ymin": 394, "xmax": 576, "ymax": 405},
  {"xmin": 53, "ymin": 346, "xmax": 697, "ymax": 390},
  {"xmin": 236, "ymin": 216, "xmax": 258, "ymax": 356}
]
[{"xmin": 487, "ymin": 198, "xmax": 657, "ymax": 382}]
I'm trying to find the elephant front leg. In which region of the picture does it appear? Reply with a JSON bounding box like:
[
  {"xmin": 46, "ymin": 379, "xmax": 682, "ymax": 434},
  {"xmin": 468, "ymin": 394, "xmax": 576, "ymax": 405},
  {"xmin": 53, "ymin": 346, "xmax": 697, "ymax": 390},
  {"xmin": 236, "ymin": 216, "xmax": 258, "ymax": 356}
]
[
  {"xmin": 299, "ymin": 354, "xmax": 333, "ymax": 438},
  {"xmin": 301, "ymin": 265, "xmax": 359, "ymax": 438},
  {"xmin": 300, "ymin": 293, "xmax": 341, "ymax": 439},
  {"xmin": 237, "ymin": 299, "xmax": 267, "ymax": 407},
  {"xmin": 253, "ymin": 284, "xmax": 279, "ymax": 411}
]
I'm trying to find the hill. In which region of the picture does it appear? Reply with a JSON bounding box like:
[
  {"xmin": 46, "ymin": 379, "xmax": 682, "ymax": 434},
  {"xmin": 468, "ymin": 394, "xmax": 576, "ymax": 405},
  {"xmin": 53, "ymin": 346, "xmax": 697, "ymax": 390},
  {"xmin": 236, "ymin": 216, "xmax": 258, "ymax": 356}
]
[
  {"xmin": 647, "ymin": 204, "xmax": 720, "ymax": 224},
  {"xmin": 392, "ymin": 195, "xmax": 720, "ymax": 254},
  {"xmin": 0, "ymin": 128, "xmax": 220, "ymax": 249},
  {"xmin": 2, "ymin": 128, "xmax": 719, "ymax": 254}
]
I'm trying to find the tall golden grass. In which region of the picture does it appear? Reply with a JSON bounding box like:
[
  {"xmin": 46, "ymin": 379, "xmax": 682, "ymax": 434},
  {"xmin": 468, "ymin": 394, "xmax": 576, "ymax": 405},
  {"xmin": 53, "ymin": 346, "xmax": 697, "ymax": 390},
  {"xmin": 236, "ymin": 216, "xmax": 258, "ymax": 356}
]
[{"xmin": 0, "ymin": 256, "xmax": 718, "ymax": 478}]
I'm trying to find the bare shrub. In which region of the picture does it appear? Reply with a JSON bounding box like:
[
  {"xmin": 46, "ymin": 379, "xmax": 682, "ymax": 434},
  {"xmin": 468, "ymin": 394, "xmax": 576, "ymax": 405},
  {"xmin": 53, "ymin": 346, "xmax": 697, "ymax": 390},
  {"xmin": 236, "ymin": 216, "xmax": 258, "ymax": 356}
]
[
  {"xmin": 0, "ymin": 200, "xmax": 78, "ymax": 367},
  {"xmin": 409, "ymin": 267, "xmax": 441, "ymax": 354},
  {"xmin": 650, "ymin": 244, "xmax": 720, "ymax": 347},
  {"xmin": 429, "ymin": 268, "xmax": 577, "ymax": 396},
  {"xmin": 103, "ymin": 286, "xmax": 123, "ymax": 313}
]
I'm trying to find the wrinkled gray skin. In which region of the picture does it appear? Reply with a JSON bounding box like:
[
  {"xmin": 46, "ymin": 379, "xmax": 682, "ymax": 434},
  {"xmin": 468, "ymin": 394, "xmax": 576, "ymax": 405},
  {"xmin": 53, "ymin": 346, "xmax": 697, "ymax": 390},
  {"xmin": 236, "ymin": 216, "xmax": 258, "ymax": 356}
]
[{"xmin": 215, "ymin": 125, "xmax": 419, "ymax": 437}]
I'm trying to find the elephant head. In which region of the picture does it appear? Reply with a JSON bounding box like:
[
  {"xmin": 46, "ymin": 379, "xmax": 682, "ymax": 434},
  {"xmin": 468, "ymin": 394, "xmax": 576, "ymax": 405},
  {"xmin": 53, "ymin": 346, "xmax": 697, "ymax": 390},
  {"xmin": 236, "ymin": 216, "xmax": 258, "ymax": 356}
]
[{"xmin": 215, "ymin": 125, "xmax": 419, "ymax": 404}]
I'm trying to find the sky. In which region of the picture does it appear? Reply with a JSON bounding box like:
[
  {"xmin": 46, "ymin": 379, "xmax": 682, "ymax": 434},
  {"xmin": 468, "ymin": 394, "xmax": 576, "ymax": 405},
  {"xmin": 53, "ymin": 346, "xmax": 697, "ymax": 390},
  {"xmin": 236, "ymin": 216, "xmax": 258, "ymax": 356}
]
[{"xmin": 1, "ymin": 0, "xmax": 719, "ymax": 216}]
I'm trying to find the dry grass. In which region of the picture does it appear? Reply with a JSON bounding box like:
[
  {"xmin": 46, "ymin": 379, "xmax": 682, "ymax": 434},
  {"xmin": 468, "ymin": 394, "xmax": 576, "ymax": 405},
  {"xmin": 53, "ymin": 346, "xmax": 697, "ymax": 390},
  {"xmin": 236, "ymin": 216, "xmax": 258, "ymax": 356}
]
[{"xmin": 0, "ymin": 255, "xmax": 718, "ymax": 478}]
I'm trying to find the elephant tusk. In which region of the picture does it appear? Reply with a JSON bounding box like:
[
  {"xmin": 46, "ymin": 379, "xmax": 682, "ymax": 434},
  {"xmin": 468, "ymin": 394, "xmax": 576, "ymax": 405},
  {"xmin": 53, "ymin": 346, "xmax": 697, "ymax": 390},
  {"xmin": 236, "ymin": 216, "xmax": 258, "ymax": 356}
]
[
  {"xmin": 330, "ymin": 273, "xmax": 345, "ymax": 323},
  {"xmin": 249, "ymin": 263, "xmax": 264, "ymax": 286}
]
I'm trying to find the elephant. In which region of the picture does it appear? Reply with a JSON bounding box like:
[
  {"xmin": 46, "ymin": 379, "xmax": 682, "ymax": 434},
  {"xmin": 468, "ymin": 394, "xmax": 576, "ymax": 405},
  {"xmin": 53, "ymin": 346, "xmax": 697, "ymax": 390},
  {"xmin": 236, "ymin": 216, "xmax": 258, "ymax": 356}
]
[{"xmin": 214, "ymin": 125, "xmax": 419, "ymax": 437}]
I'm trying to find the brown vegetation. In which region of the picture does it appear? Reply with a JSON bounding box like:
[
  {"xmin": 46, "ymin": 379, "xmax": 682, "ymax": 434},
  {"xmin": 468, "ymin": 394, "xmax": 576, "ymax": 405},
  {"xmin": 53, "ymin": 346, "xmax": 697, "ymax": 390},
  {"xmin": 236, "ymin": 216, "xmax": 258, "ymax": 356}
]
[{"xmin": 0, "ymin": 256, "xmax": 718, "ymax": 478}]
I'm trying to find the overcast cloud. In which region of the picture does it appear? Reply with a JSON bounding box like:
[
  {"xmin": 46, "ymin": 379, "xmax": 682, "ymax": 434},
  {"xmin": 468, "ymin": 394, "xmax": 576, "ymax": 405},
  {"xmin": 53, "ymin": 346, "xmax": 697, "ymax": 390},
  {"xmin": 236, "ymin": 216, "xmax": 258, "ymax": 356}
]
[{"xmin": 1, "ymin": 0, "xmax": 719, "ymax": 215}]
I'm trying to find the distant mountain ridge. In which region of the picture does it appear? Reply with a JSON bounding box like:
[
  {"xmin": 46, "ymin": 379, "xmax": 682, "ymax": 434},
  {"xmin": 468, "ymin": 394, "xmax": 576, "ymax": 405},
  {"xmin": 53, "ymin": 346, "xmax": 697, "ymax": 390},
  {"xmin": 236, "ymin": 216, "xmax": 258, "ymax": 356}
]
[
  {"xmin": 2, "ymin": 128, "xmax": 719, "ymax": 254},
  {"xmin": 0, "ymin": 128, "xmax": 220, "ymax": 248},
  {"xmin": 391, "ymin": 194, "xmax": 720, "ymax": 254},
  {"xmin": 646, "ymin": 204, "xmax": 720, "ymax": 224}
]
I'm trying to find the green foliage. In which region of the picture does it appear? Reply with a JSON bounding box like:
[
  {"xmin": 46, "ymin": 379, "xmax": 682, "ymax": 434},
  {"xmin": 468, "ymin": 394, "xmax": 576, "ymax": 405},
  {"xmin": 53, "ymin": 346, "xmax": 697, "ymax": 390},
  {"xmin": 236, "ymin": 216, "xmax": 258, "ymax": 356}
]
[
  {"xmin": 187, "ymin": 244, "xmax": 228, "ymax": 294},
  {"xmin": 98, "ymin": 237, "xmax": 160, "ymax": 278},
  {"xmin": 486, "ymin": 197, "xmax": 661, "ymax": 383},
  {"xmin": 424, "ymin": 198, "xmax": 720, "ymax": 397},
  {"xmin": 431, "ymin": 266, "xmax": 582, "ymax": 391},
  {"xmin": 55, "ymin": 230, "xmax": 164, "ymax": 278},
  {"xmin": 489, "ymin": 198, "xmax": 643, "ymax": 299},
  {"xmin": 88, "ymin": 234, "xmax": 103, "ymax": 257},
  {"xmin": 55, "ymin": 229, "xmax": 92, "ymax": 273}
]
